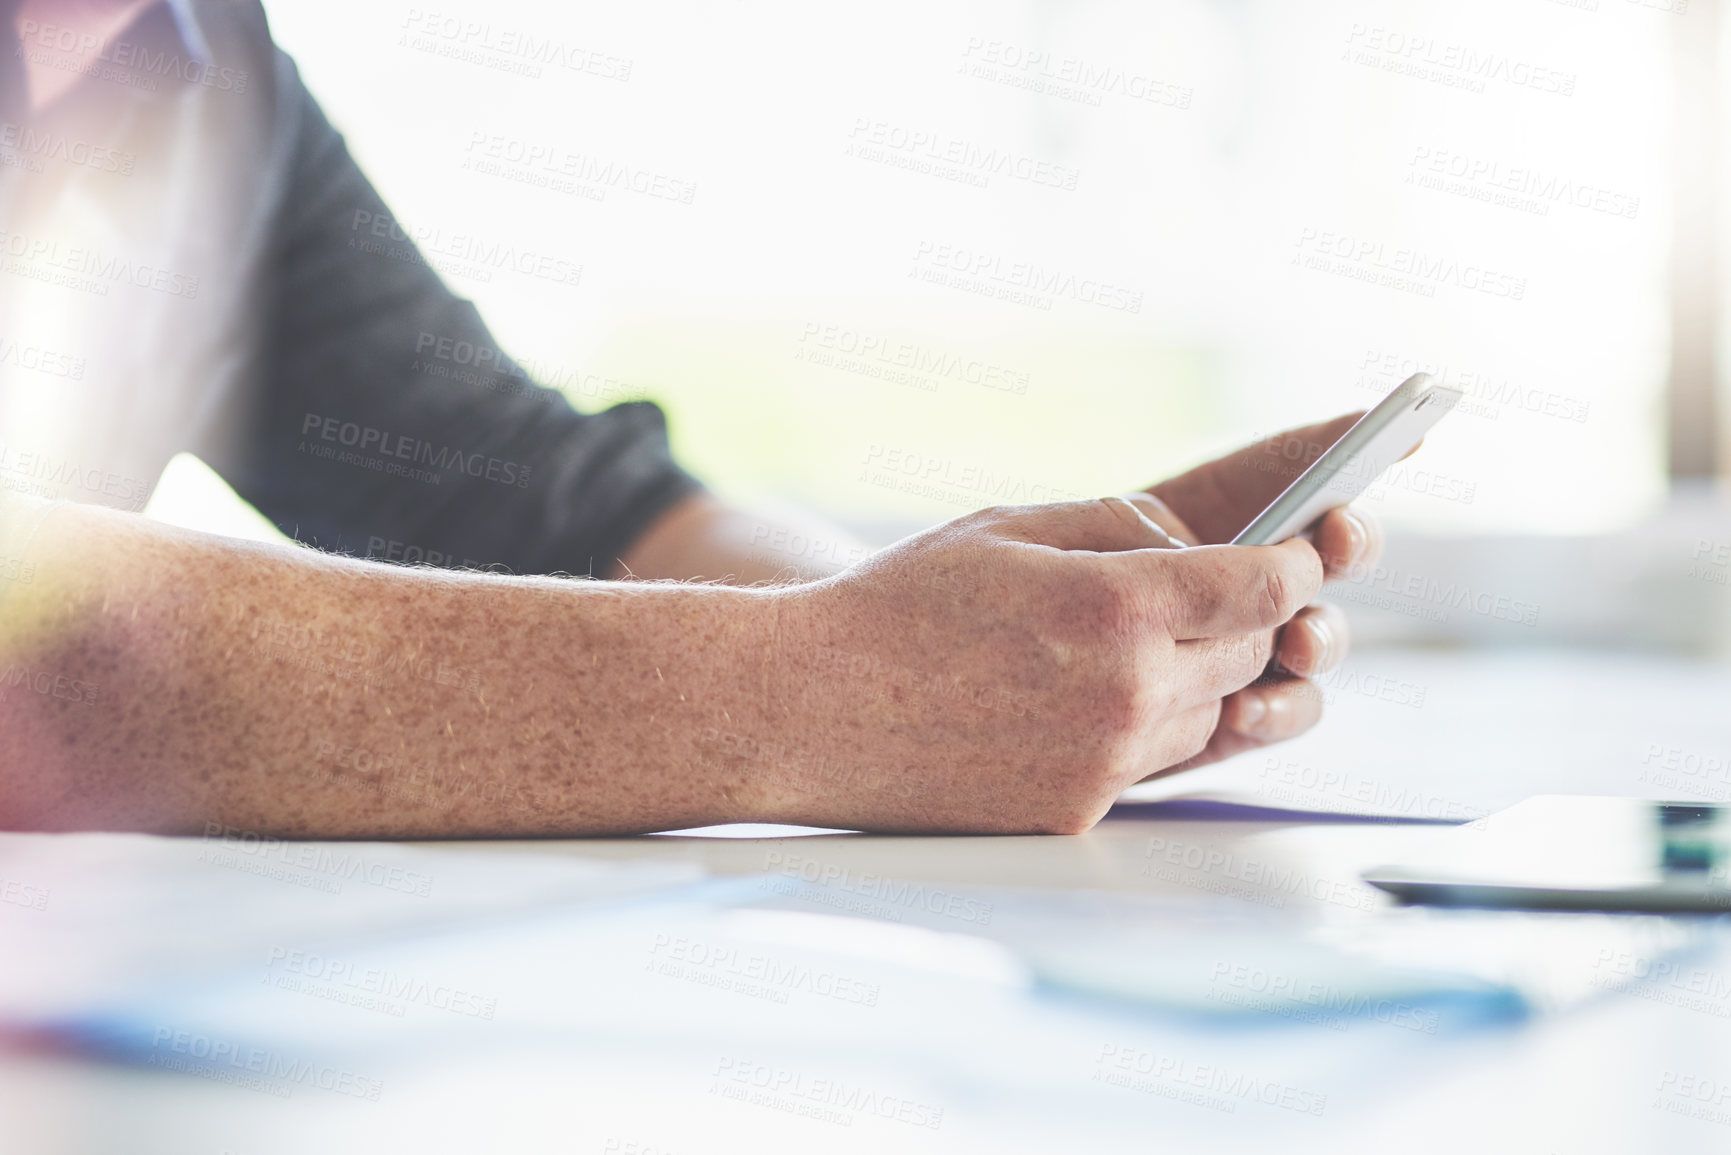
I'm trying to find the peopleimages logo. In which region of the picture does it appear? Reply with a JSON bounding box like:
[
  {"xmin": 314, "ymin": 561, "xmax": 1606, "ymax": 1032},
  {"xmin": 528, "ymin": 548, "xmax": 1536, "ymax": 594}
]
[
  {"xmin": 0, "ymin": 227, "xmax": 201, "ymax": 298},
  {"xmin": 349, "ymin": 210, "xmax": 583, "ymax": 288},
  {"xmin": 1406, "ymin": 145, "xmax": 1640, "ymax": 220},
  {"xmin": 798, "ymin": 322, "xmax": 1031, "ymax": 395},
  {"xmin": 0, "ymin": 335, "xmax": 86, "ymax": 379},
  {"xmin": 1093, "ymin": 1044, "xmax": 1329, "ymax": 1115},
  {"xmin": 462, "ymin": 131, "xmax": 697, "ymax": 204},
  {"xmin": 0, "ymin": 122, "xmax": 135, "ymax": 174},
  {"xmin": 710, "ymin": 1057, "xmax": 944, "ymax": 1130},
  {"xmin": 264, "ymin": 945, "xmax": 499, "ymax": 1020},
  {"xmin": 0, "ymin": 664, "xmax": 100, "ymax": 707},
  {"xmin": 299, "ymin": 413, "xmax": 533, "ymax": 488},
  {"xmin": 911, "ymin": 240, "xmax": 1144, "ymax": 313},
  {"xmin": 1293, "ymin": 227, "xmax": 1526, "ymax": 301},
  {"xmin": 845, "ymin": 117, "xmax": 1080, "ymax": 191},
  {"xmin": 762, "ymin": 850, "xmax": 995, "ymax": 925},
  {"xmin": 399, "ymin": 10, "xmax": 634, "ymax": 82},
  {"xmin": 0, "ymin": 440, "xmax": 151, "ymax": 508},
  {"xmin": 200, "ymin": 823, "xmax": 435, "ymax": 897},
  {"xmin": 648, "ymin": 933, "xmax": 882, "ymax": 1008},
  {"xmin": 16, "ymin": 19, "xmax": 250, "ymax": 92},
  {"xmin": 147, "ymin": 1027, "xmax": 381, "ymax": 1100},
  {"xmin": 956, "ymin": 38, "xmax": 1193, "ymax": 110},
  {"xmin": 1342, "ymin": 24, "xmax": 1575, "ymax": 97}
]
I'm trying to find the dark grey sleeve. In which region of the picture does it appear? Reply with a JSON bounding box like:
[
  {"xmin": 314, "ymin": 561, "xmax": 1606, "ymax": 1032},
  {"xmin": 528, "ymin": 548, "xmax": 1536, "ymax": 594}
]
[{"xmin": 225, "ymin": 56, "xmax": 703, "ymax": 577}]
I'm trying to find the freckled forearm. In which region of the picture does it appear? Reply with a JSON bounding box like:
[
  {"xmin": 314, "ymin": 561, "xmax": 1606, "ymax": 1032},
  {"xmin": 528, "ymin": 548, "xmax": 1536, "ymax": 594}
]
[
  {"xmin": 0, "ymin": 503, "xmax": 790, "ymax": 836},
  {"xmin": 613, "ymin": 493, "xmax": 874, "ymax": 585}
]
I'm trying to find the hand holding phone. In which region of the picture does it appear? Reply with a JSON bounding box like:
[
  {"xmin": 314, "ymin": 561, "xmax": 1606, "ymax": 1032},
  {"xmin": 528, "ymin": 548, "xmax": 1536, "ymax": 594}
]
[{"xmin": 1231, "ymin": 373, "xmax": 1460, "ymax": 547}]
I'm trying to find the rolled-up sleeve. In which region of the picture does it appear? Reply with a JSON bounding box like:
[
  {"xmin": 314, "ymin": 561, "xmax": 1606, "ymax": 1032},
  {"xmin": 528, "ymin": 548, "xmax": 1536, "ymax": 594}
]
[{"xmin": 223, "ymin": 53, "xmax": 703, "ymax": 577}]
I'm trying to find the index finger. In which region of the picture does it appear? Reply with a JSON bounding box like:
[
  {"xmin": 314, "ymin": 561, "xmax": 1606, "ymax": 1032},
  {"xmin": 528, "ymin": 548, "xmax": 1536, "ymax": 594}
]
[{"xmin": 1116, "ymin": 538, "xmax": 1324, "ymax": 640}]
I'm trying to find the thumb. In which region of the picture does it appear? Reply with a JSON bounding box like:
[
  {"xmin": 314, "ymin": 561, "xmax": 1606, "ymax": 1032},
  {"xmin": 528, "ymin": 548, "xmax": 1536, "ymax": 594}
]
[{"xmin": 993, "ymin": 496, "xmax": 1186, "ymax": 553}]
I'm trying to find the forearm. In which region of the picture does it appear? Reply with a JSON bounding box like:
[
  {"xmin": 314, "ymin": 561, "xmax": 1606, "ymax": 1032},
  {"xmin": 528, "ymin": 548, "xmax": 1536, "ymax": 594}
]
[
  {"xmin": 613, "ymin": 493, "xmax": 874, "ymax": 584},
  {"xmin": 0, "ymin": 501, "xmax": 789, "ymax": 836}
]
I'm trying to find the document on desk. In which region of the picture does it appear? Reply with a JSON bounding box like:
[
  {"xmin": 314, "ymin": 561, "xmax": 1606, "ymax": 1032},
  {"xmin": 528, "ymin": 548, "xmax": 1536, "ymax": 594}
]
[
  {"xmin": 0, "ymin": 829, "xmax": 705, "ymax": 1026},
  {"xmin": 1121, "ymin": 649, "xmax": 1731, "ymax": 821}
]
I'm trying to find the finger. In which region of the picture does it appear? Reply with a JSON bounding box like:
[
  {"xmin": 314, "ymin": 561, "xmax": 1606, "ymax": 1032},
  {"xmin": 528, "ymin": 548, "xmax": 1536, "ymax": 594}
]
[
  {"xmin": 1128, "ymin": 699, "xmax": 1222, "ymax": 784},
  {"xmin": 1168, "ymin": 601, "xmax": 1348, "ymax": 706},
  {"xmin": 1123, "ymin": 538, "xmax": 1324, "ymax": 640},
  {"xmin": 1118, "ymin": 491, "xmax": 1200, "ymax": 546},
  {"xmin": 994, "ymin": 496, "xmax": 1184, "ymax": 553},
  {"xmin": 1273, "ymin": 602, "xmax": 1350, "ymax": 678},
  {"xmin": 1220, "ymin": 675, "xmax": 1325, "ymax": 742},
  {"xmin": 1149, "ymin": 413, "xmax": 1365, "ymax": 544},
  {"xmin": 1139, "ymin": 676, "xmax": 1326, "ymax": 780},
  {"xmin": 1140, "ymin": 727, "xmax": 1248, "ymax": 780},
  {"xmin": 1313, "ymin": 507, "xmax": 1383, "ymax": 580},
  {"xmin": 1172, "ymin": 629, "xmax": 1277, "ymax": 706}
]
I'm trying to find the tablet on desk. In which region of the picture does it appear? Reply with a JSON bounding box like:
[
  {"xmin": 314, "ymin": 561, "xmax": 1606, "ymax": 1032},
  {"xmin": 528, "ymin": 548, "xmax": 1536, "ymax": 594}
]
[{"xmin": 1363, "ymin": 795, "xmax": 1731, "ymax": 913}]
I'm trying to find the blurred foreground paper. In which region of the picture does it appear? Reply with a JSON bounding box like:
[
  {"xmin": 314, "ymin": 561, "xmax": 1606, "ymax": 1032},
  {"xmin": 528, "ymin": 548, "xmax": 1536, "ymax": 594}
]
[
  {"xmin": 750, "ymin": 881, "xmax": 1716, "ymax": 1029},
  {"xmin": 1016, "ymin": 899, "xmax": 1711, "ymax": 1027},
  {"xmin": 0, "ymin": 830, "xmax": 702, "ymax": 1024}
]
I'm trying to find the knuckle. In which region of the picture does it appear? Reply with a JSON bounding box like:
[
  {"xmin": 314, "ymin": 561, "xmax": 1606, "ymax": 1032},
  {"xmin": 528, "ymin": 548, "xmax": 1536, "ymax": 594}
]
[
  {"xmin": 1120, "ymin": 492, "xmax": 1161, "ymax": 517},
  {"xmin": 1211, "ymin": 636, "xmax": 1257, "ymax": 689},
  {"xmin": 1093, "ymin": 654, "xmax": 1151, "ymax": 740},
  {"xmin": 962, "ymin": 505, "xmax": 1016, "ymax": 533},
  {"xmin": 1094, "ymin": 494, "xmax": 1136, "ymax": 520},
  {"xmin": 1258, "ymin": 550, "xmax": 1319, "ymax": 629},
  {"xmin": 1240, "ymin": 631, "xmax": 1275, "ymax": 682},
  {"xmin": 1152, "ymin": 554, "xmax": 1209, "ymax": 633},
  {"xmin": 1255, "ymin": 627, "xmax": 1277, "ymax": 668},
  {"xmin": 1095, "ymin": 495, "xmax": 1158, "ymax": 539},
  {"xmin": 1258, "ymin": 567, "xmax": 1293, "ymax": 629}
]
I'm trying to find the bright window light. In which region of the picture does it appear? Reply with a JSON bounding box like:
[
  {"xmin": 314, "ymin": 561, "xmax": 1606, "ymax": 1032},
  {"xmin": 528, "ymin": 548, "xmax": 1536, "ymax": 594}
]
[{"xmin": 262, "ymin": 0, "xmax": 1675, "ymax": 538}]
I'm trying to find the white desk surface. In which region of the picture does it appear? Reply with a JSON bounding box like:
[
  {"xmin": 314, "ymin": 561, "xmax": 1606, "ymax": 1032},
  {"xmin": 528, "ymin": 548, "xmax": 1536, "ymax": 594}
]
[{"xmin": 4, "ymin": 648, "xmax": 1731, "ymax": 1155}]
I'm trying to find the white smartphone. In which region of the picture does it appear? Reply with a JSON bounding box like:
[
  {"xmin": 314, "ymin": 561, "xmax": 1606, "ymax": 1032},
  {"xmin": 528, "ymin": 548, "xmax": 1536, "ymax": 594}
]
[{"xmin": 1230, "ymin": 373, "xmax": 1461, "ymax": 547}]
